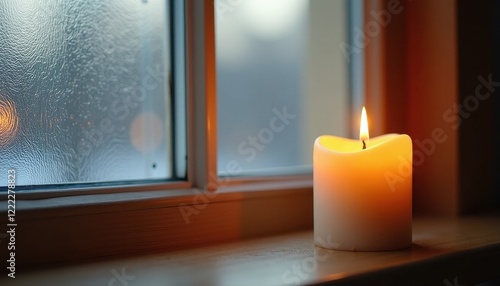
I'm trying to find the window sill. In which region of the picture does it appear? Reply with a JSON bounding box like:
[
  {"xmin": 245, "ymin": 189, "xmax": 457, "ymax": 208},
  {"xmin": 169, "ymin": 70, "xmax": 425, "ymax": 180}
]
[
  {"xmin": 0, "ymin": 179, "xmax": 313, "ymax": 267},
  {"xmin": 2, "ymin": 213, "xmax": 499, "ymax": 285}
]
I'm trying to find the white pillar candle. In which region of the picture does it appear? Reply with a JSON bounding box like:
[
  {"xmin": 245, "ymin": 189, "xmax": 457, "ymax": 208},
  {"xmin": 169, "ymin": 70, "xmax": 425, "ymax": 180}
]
[{"xmin": 313, "ymin": 107, "xmax": 412, "ymax": 251}]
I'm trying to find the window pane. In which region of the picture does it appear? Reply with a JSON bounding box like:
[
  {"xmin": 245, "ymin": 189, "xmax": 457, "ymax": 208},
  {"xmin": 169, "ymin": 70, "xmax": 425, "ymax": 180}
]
[
  {"xmin": 0, "ymin": 0, "xmax": 172, "ymax": 186},
  {"xmin": 216, "ymin": 0, "xmax": 350, "ymax": 176}
]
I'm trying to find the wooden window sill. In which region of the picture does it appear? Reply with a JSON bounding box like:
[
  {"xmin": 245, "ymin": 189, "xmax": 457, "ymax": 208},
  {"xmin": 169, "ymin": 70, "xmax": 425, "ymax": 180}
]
[
  {"xmin": 3, "ymin": 213, "xmax": 499, "ymax": 285},
  {"xmin": 0, "ymin": 180, "xmax": 314, "ymax": 267}
]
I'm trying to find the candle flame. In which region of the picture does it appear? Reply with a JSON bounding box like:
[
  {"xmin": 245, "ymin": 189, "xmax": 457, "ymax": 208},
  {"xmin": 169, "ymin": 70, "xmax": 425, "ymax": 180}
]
[{"xmin": 359, "ymin": 106, "xmax": 369, "ymax": 142}]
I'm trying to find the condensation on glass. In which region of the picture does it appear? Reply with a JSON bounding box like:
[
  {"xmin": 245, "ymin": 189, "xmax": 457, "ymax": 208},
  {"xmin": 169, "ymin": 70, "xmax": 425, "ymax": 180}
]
[
  {"xmin": 215, "ymin": 0, "xmax": 350, "ymax": 176},
  {"xmin": 0, "ymin": 0, "xmax": 172, "ymax": 186}
]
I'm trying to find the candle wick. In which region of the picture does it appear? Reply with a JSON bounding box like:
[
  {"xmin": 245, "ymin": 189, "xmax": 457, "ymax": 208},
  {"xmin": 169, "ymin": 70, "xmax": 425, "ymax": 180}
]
[{"xmin": 362, "ymin": 140, "xmax": 366, "ymax": 150}]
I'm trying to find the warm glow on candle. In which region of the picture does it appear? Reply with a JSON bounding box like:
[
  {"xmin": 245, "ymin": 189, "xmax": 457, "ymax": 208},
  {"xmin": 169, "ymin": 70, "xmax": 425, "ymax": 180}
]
[
  {"xmin": 359, "ymin": 106, "xmax": 369, "ymax": 143},
  {"xmin": 313, "ymin": 104, "xmax": 412, "ymax": 251}
]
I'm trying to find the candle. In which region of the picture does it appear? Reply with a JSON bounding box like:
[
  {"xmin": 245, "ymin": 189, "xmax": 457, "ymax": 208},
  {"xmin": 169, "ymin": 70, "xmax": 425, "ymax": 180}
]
[{"xmin": 313, "ymin": 107, "xmax": 412, "ymax": 251}]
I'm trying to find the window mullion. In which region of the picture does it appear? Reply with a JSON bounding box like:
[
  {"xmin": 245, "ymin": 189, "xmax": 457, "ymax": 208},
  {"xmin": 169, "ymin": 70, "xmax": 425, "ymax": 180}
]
[{"xmin": 186, "ymin": 0, "xmax": 218, "ymax": 191}]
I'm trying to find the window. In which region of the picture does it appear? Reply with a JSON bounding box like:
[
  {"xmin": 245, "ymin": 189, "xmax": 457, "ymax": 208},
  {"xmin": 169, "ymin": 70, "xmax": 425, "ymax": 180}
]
[
  {"xmin": 0, "ymin": 0, "xmax": 186, "ymax": 187},
  {"xmin": 0, "ymin": 0, "xmax": 362, "ymax": 195},
  {"xmin": 0, "ymin": 0, "xmax": 355, "ymax": 189}
]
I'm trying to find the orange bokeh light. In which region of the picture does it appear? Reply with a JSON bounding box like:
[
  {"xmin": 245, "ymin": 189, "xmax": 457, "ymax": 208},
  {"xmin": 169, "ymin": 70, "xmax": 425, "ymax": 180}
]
[{"xmin": 0, "ymin": 97, "xmax": 19, "ymax": 147}]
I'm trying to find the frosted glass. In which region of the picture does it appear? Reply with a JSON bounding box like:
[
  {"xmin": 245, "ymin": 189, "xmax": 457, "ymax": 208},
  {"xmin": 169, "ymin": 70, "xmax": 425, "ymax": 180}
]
[{"xmin": 0, "ymin": 0, "xmax": 172, "ymax": 186}]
